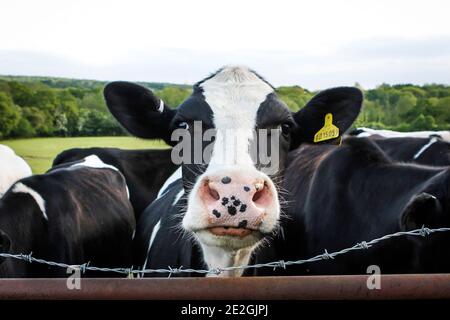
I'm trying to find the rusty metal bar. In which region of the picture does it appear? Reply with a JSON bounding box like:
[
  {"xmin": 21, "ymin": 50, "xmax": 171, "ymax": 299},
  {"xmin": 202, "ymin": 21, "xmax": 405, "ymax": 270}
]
[{"xmin": 0, "ymin": 274, "xmax": 449, "ymax": 300}]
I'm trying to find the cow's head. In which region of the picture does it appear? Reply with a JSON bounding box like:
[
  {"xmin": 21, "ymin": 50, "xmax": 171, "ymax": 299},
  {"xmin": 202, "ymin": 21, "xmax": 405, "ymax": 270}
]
[
  {"xmin": 105, "ymin": 66, "xmax": 362, "ymax": 274},
  {"xmin": 400, "ymin": 169, "xmax": 450, "ymax": 232},
  {"xmin": 399, "ymin": 169, "xmax": 450, "ymax": 271}
]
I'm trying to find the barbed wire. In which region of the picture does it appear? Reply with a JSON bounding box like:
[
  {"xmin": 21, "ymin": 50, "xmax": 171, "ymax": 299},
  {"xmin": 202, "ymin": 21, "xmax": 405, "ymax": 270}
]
[{"xmin": 1, "ymin": 225, "xmax": 449, "ymax": 277}]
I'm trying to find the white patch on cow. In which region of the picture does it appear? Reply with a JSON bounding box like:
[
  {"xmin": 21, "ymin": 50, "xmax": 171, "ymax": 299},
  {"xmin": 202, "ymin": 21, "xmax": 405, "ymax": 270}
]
[
  {"xmin": 131, "ymin": 229, "xmax": 136, "ymax": 240},
  {"xmin": 157, "ymin": 167, "xmax": 182, "ymax": 199},
  {"xmin": 200, "ymin": 66, "xmax": 274, "ymax": 170},
  {"xmin": 413, "ymin": 137, "xmax": 439, "ymax": 159},
  {"xmin": 181, "ymin": 66, "xmax": 280, "ymax": 274},
  {"xmin": 173, "ymin": 189, "xmax": 184, "ymax": 206},
  {"xmin": 355, "ymin": 127, "xmax": 450, "ymax": 142},
  {"xmin": 141, "ymin": 219, "xmax": 162, "ymax": 276},
  {"xmin": 68, "ymin": 155, "xmax": 130, "ymax": 199},
  {"xmin": 12, "ymin": 182, "xmax": 48, "ymax": 220},
  {"xmin": 70, "ymin": 155, "xmax": 119, "ymax": 171},
  {"xmin": 157, "ymin": 99, "xmax": 164, "ymax": 113},
  {"xmin": 0, "ymin": 144, "xmax": 32, "ymax": 196},
  {"xmin": 199, "ymin": 243, "xmax": 255, "ymax": 277},
  {"xmin": 185, "ymin": 67, "xmax": 277, "ymax": 234},
  {"xmin": 0, "ymin": 145, "xmax": 15, "ymax": 156}
]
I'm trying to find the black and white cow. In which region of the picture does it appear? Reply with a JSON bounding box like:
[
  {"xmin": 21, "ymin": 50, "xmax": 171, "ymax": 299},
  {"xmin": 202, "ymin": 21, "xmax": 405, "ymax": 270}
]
[
  {"xmin": 350, "ymin": 128, "xmax": 450, "ymax": 166},
  {"xmin": 351, "ymin": 127, "xmax": 450, "ymax": 141},
  {"xmin": 0, "ymin": 155, "xmax": 135, "ymax": 277},
  {"xmin": 103, "ymin": 66, "xmax": 362, "ymax": 277},
  {"xmin": 52, "ymin": 147, "xmax": 178, "ymax": 216},
  {"xmin": 269, "ymin": 137, "xmax": 450, "ymax": 275},
  {"xmin": 0, "ymin": 145, "xmax": 32, "ymax": 197},
  {"xmin": 371, "ymin": 136, "xmax": 450, "ymax": 166}
]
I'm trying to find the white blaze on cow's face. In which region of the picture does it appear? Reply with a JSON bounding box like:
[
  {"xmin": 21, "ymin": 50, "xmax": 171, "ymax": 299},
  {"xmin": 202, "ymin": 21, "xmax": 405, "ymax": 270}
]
[{"xmin": 181, "ymin": 66, "xmax": 281, "ymax": 252}]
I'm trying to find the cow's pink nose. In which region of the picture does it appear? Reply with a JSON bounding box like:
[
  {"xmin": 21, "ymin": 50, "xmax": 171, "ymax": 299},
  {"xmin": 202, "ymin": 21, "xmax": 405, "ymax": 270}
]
[{"xmin": 198, "ymin": 175, "xmax": 275, "ymax": 235}]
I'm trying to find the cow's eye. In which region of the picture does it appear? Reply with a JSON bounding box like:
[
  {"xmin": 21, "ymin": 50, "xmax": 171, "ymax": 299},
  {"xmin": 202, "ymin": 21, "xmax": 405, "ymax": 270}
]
[
  {"xmin": 280, "ymin": 123, "xmax": 291, "ymax": 136},
  {"xmin": 178, "ymin": 121, "xmax": 190, "ymax": 130}
]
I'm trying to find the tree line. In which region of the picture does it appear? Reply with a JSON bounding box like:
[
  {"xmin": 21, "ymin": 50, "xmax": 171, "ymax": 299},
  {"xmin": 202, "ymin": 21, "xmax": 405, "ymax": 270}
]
[{"xmin": 0, "ymin": 75, "xmax": 449, "ymax": 139}]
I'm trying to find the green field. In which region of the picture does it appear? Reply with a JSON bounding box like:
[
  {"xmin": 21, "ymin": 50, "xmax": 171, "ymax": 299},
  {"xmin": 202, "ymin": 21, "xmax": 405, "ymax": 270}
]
[{"xmin": 0, "ymin": 137, "xmax": 168, "ymax": 174}]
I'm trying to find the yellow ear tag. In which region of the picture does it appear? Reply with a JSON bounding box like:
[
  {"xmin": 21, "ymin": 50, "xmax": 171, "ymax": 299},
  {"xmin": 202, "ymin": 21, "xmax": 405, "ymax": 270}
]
[{"xmin": 314, "ymin": 113, "xmax": 339, "ymax": 143}]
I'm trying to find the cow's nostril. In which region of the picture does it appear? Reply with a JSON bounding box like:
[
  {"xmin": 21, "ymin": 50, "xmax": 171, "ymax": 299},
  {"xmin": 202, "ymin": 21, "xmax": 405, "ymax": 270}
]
[
  {"xmin": 252, "ymin": 189, "xmax": 263, "ymax": 202},
  {"xmin": 252, "ymin": 182, "xmax": 270, "ymax": 204},
  {"xmin": 208, "ymin": 185, "xmax": 220, "ymax": 201}
]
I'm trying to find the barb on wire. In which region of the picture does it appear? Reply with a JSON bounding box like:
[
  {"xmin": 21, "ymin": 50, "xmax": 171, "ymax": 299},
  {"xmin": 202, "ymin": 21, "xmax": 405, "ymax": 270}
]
[{"xmin": 0, "ymin": 225, "xmax": 449, "ymax": 276}]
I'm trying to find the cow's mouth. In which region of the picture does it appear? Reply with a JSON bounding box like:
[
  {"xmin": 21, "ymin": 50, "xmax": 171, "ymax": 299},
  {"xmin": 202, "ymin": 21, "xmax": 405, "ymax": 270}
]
[{"xmin": 207, "ymin": 226, "xmax": 255, "ymax": 238}]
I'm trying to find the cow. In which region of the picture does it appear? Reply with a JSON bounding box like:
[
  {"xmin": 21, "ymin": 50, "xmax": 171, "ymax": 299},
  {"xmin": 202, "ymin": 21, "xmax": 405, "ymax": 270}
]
[
  {"xmin": 351, "ymin": 127, "xmax": 450, "ymax": 142},
  {"xmin": 369, "ymin": 136, "xmax": 450, "ymax": 166},
  {"xmin": 0, "ymin": 155, "xmax": 135, "ymax": 277},
  {"xmin": 52, "ymin": 147, "xmax": 178, "ymax": 217},
  {"xmin": 268, "ymin": 137, "xmax": 450, "ymax": 276},
  {"xmin": 0, "ymin": 144, "xmax": 32, "ymax": 197},
  {"xmin": 103, "ymin": 65, "xmax": 363, "ymax": 277},
  {"xmin": 349, "ymin": 129, "xmax": 450, "ymax": 166}
]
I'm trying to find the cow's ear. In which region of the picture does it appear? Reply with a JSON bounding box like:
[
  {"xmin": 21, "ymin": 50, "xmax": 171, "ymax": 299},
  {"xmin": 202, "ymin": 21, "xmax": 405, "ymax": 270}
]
[
  {"xmin": 291, "ymin": 87, "xmax": 363, "ymax": 148},
  {"xmin": 104, "ymin": 82, "xmax": 176, "ymax": 144},
  {"xmin": 400, "ymin": 193, "xmax": 443, "ymax": 231}
]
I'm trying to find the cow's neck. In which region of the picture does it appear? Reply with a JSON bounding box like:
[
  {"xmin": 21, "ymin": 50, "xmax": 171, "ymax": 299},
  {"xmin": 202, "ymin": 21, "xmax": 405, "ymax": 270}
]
[{"xmin": 200, "ymin": 243, "xmax": 254, "ymax": 277}]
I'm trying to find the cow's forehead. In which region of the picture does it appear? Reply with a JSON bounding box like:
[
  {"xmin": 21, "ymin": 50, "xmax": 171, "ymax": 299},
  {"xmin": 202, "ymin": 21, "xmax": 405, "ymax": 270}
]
[
  {"xmin": 197, "ymin": 65, "xmax": 274, "ymax": 90},
  {"xmin": 177, "ymin": 66, "xmax": 280, "ymax": 129}
]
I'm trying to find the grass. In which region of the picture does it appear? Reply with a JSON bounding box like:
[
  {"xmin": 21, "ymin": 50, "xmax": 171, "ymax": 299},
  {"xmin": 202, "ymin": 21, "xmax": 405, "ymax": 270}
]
[{"xmin": 0, "ymin": 136, "xmax": 168, "ymax": 174}]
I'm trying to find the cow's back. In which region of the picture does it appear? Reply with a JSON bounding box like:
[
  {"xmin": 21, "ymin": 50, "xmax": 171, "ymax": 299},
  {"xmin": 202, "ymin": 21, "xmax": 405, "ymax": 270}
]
[
  {"xmin": 0, "ymin": 164, "xmax": 135, "ymax": 277},
  {"xmin": 53, "ymin": 147, "xmax": 178, "ymax": 216},
  {"xmin": 0, "ymin": 145, "xmax": 32, "ymax": 196},
  {"xmin": 362, "ymin": 136, "xmax": 450, "ymax": 166}
]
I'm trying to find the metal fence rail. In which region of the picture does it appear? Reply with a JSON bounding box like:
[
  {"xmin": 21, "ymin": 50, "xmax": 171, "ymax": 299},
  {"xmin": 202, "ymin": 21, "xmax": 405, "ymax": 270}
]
[
  {"xmin": 0, "ymin": 274, "xmax": 450, "ymax": 300},
  {"xmin": 0, "ymin": 225, "xmax": 449, "ymax": 276}
]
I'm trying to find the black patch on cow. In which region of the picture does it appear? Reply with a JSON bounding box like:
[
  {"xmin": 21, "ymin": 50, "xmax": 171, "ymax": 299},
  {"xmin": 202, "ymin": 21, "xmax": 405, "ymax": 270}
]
[
  {"xmin": 348, "ymin": 128, "xmax": 365, "ymax": 136},
  {"xmin": 52, "ymin": 147, "xmax": 177, "ymax": 218},
  {"xmin": 233, "ymin": 199, "xmax": 241, "ymax": 206},
  {"xmin": 227, "ymin": 206, "xmax": 237, "ymax": 215},
  {"xmin": 221, "ymin": 197, "xmax": 229, "ymax": 205},
  {"xmin": 104, "ymin": 81, "xmax": 177, "ymax": 145},
  {"xmin": 231, "ymin": 196, "xmax": 236, "ymax": 200},
  {"xmin": 256, "ymin": 93, "xmax": 293, "ymax": 129},
  {"xmin": 239, "ymin": 204, "xmax": 247, "ymax": 212},
  {"xmin": 0, "ymin": 164, "xmax": 135, "ymax": 277},
  {"xmin": 212, "ymin": 209, "xmax": 221, "ymax": 218},
  {"xmin": 221, "ymin": 176, "xmax": 231, "ymax": 184},
  {"xmin": 369, "ymin": 136, "xmax": 450, "ymax": 167},
  {"xmin": 343, "ymin": 137, "xmax": 392, "ymax": 164},
  {"xmin": 238, "ymin": 220, "xmax": 248, "ymax": 229},
  {"xmin": 244, "ymin": 186, "xmax": 250, "ymax": 192}
]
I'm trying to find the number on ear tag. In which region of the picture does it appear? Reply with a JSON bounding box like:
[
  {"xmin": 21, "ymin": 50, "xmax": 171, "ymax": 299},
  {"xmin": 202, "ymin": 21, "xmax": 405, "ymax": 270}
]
[{"xmin": 314, "ymin": 113, "xmax": 339, "ymax": 143}]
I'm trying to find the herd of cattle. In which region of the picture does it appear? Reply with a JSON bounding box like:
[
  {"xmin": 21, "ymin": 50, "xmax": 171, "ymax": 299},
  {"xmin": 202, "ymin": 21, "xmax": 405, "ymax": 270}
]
[{"xmin": 1, "ymin": 66, "xmax": 450, "ymax": 278}]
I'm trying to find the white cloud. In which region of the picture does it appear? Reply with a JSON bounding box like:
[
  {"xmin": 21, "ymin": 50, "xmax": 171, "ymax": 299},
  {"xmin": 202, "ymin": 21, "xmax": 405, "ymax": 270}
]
[{"xmin": 0, "ymin": 0, "xmax": 449, "ymax": 88}]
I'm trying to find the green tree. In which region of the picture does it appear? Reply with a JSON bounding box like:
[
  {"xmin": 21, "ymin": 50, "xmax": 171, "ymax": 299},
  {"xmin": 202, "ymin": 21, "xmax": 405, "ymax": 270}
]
[
  {"xmin": 0, "ymin": 92, "xmax": 20, "ymax": 138},
  {"xmin": 10, "ymin": 118, "xmax": 35, "ymax": 137},
  {"xmin": 155, "ymin": 87, "xmax": 191, "ymax": 107}
]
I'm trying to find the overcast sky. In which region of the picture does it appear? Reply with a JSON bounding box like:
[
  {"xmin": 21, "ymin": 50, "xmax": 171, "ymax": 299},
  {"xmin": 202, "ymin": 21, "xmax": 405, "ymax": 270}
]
[{"xmin": 1, "ymin": 0, "xmax": 449, "ymax": 89}]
